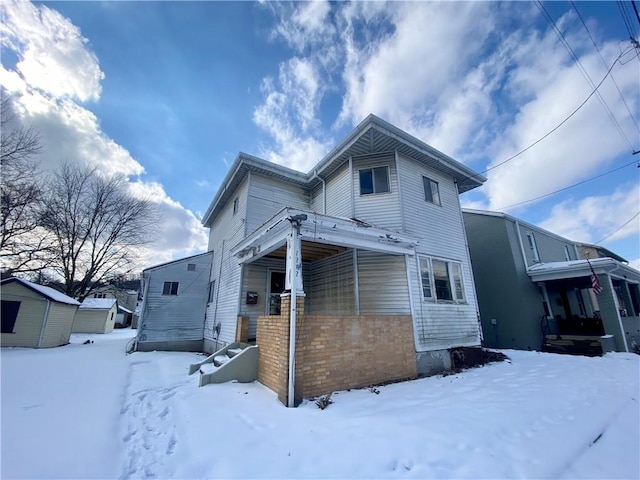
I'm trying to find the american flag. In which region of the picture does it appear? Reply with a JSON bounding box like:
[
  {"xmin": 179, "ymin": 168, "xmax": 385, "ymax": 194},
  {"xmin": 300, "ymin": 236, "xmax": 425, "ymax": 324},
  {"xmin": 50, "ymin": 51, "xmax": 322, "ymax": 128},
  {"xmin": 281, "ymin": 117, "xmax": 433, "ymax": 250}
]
[{"xmin": 590, "ymin": 268, "xmax": 603, "ymax": 295}]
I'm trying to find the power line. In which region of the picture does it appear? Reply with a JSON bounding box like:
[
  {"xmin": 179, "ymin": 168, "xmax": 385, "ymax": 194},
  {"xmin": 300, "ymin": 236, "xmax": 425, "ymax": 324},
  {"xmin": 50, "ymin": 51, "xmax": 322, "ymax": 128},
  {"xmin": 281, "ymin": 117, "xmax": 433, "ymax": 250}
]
[
  {"xmin": 618, "ymin": 1, "xmax": 637, "ymax": 39},
  {"xmin": 496, "ymin": 158, "xmax": 639, "ymax": 210},
  {"xmin": 536, "ymin": 0, "xmax": 634, "ymax": 151},
  {"xmin": 570, "ymin": 1, "xmax": 640, "ymax": 133},
  {"xmin": 633, "ymin": 1, "xmax": 640, "ymax": 26},
  {"xmin": 460, "ymin": 47, "xmax": 632, "ymax": 186},
  {"xmin": 594, "ymin": 211, "xmax": 640, "ymax": 245}
]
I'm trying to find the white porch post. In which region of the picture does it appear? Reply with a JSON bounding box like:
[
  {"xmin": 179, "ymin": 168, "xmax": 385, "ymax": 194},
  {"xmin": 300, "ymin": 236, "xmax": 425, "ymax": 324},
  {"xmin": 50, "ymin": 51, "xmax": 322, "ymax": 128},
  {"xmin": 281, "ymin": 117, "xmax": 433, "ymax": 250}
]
[{"xmin": 286, "ymin": 220, "xmax": 305, "ymax": 408}]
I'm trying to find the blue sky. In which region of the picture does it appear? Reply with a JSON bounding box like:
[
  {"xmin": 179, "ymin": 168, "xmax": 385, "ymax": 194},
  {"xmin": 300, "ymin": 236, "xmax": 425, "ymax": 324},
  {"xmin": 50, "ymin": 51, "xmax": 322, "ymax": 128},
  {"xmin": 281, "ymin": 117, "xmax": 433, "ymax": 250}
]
[{"xmin": 1, "ymin": 1, "xmax": 638, "ymax": 269}]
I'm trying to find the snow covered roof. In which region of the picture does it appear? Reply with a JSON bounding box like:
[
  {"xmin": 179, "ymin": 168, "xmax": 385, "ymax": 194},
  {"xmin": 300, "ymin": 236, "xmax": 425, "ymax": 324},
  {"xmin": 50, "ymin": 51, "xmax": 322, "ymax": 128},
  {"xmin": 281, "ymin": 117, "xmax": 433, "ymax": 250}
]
[
  {"xmin": 80, "ymin": 298, "xmax": 117, "ymax": 310},
  {"xmin": 1, "ymin": 278, "xmax": 80, "ymax": 305},
  {"xmin": 118, "ymin": 305, "xmax": 133, "ymax": 314}
]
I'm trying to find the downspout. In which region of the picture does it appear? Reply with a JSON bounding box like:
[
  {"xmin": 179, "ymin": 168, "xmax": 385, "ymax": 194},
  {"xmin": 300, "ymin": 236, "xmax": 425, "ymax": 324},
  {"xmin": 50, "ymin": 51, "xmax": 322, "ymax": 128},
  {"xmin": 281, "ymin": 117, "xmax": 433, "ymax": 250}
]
[
  {"xmin": 136, "ymin": 273, "xmax": 151, "ymax": 351},
  {"xmin": 311, "ymin": 169, "xmax": 326, "ymax": 215},
  {"xmin": 37, "ymin": 299, "xmax": 52, "ymax": 348}
]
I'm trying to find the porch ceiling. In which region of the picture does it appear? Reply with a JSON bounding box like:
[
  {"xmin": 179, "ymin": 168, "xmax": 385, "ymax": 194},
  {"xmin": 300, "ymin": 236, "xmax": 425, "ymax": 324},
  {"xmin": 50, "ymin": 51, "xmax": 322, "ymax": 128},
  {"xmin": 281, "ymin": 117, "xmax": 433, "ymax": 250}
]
[{"xmin": 267, "ymin": 241, "xmax": 348, "ymax": 263}]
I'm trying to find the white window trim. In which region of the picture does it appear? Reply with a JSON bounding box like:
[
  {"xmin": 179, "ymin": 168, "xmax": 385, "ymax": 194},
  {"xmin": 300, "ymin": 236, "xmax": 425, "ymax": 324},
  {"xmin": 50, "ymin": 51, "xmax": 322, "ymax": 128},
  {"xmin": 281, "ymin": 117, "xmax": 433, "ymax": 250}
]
[
  {"xmin": 358, "ymin": 166, "xmax": 391, "ymax": 195},
  {"xmin": 422, "ymin": 176, "xmax": 441, "ymax": 206},
  {"xmin": 527, "ymin": 233, "xmax": 540, "ymax": 262},
  {"xmin": 417, "ymin": 255, "xmax": 466, "ymax": 304}
]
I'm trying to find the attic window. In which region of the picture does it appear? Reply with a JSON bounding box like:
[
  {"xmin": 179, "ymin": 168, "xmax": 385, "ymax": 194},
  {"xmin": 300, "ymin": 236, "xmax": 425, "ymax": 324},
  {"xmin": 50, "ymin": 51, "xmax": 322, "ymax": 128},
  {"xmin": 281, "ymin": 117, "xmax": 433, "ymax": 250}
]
[
  {"xmin": 233, "ymin": 197, "xmax": 239, "ymax": 215},
  {"xmin": 359, "ymin": 167, "xmax": 390, "ymax": 195},
  {"xmin": 187, "ymin": 263, "xmax": 196, "ymax": 271}
]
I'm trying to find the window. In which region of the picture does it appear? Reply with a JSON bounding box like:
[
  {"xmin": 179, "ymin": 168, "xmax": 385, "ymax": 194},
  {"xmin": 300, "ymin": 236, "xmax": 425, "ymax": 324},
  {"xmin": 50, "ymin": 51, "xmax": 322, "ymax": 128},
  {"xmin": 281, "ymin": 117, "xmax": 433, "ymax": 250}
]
[
  {"xmin": 93, "ymin": 293, "xmax": 106, "ymax": 298},
  {"xmin": 162, "ymin": 281, "xmax": 179, "ymax": 296},
  {"xmin": 423, "ymin": 176, "xmax": 441, "ymax": 205},
  {"xmin": 208, "ymin": 280, "xmax": 216, "ymax": 303},
  {"xmin": 564, "ymin": 246, "xmax": 572, "ymax": 261},
  {"xmin": 359, "ymin": 166, "xmax": 390, "ymax": 195},
  {"xmin": 1, "ymin": 300, "xmax": 20, "ymax": 333},
  {"xmin": 233, "ymin": 197, "xmax": 239, "ymax": 215},
  {"xmin": 187, "ymin": 263, "xmax": 196, "ymax": 271},
  {"xmin": 418, "ymin": 256, "xmax": 466, "ymax": 302},
  {"xmin": 526, "ymin": 233, "xmax": 540, "ymax": 262}
]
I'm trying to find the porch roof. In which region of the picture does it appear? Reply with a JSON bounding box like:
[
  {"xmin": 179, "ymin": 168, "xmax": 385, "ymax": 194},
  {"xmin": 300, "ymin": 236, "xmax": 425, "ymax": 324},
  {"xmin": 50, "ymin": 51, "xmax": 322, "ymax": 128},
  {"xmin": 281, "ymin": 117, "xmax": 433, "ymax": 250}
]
[
  {"xmin": 231, "ymin": 207, "xmax": 420, "ymax": 264},
  {"xmin": 527, "ymin": 257, "xmax": 640, "ymax": 283}
]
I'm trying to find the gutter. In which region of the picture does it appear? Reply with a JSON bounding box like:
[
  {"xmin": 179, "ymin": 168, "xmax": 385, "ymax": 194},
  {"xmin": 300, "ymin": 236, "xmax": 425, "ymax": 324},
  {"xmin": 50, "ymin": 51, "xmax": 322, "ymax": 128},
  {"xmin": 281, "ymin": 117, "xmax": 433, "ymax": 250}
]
[{"xmin": 37, "ymin": 299, "xmax": 52, "ymax": 348}]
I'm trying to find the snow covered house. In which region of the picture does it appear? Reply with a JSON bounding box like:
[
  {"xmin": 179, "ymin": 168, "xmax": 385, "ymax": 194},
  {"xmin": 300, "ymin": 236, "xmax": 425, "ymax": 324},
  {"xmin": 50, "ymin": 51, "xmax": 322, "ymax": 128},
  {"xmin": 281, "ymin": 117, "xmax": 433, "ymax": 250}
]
[
  {"xmin": 1, "ymin": 277, "xmax": 80, "ymax": 348},
  {"xmin": 462, "ymin": 209, "xmax": 640, "ymax": 355},
  {"xmin": 138, "ymin": 114, "xmax": 487, "ymax": 404},
  {"xmin": 72, "ymin": 298, "xmax": 118, "ymax": 334}
]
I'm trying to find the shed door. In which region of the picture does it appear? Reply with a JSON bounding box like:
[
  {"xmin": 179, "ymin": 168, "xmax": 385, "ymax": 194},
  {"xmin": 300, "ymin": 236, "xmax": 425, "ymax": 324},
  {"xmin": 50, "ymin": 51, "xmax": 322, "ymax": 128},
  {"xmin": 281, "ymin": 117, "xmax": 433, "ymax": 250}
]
[
  {"xmin": 1, "ymin": 300, "xmax": 21, "ymax": 333},
  {"xmin": 268, "ymin": 271, "xmax": 286, "ymax": 315}
]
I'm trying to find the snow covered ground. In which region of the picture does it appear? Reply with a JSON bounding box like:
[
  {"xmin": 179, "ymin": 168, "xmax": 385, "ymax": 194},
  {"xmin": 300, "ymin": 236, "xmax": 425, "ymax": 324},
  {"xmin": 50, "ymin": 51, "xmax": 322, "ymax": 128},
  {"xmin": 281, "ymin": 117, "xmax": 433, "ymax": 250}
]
[{"xmin": 2, "ymin": 329, "xmax": 638, "ymax": 479}]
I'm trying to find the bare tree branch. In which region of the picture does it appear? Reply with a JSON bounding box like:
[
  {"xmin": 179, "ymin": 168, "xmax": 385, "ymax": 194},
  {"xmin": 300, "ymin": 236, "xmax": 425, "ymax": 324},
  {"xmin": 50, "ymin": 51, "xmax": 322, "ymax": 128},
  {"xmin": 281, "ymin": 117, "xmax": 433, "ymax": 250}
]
[{"xmin": 40, "ymin": 163, "xmax": 158, "ymax": 301}]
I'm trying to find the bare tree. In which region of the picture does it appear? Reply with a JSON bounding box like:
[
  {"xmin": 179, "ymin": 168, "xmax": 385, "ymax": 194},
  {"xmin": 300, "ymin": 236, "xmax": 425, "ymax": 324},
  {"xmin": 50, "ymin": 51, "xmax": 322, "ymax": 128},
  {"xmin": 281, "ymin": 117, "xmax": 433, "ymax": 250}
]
[
  {"xmin": 40, "ymin": 163, "xmax": 157, "ymax": 301},
  {"xmin": 0, "ymin": 93, "xmax": 53, "ymax": 275}
]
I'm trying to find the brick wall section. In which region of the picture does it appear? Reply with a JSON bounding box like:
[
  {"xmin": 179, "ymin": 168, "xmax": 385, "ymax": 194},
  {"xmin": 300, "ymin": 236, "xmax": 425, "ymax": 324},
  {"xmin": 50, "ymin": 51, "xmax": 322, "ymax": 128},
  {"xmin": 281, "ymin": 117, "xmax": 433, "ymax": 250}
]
[
  {"xmin": 256, "ymin": 313, "xmax": 290, "ymax": 403},
  {"xmin": 235, "ymin": 316, "xmax": 249, "ymax": 342},
  {"xmin": 295, "ymin": 314, "xmax": 416, "ymax": 398},
  {"xmin": 256, "ymin": 294, "xmax": 417, "ymax": 403}
]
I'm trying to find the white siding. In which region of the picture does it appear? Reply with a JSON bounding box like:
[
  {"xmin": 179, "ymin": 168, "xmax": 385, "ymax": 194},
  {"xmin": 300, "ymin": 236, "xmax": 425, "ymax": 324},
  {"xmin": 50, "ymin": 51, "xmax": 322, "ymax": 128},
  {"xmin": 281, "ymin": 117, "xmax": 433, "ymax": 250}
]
[
  {"xmin": 310, "ymin": 183, "xmax": 323, "ymax": 214},
  {"xmin": 397, "ymin": 153, "xmax": 480, "ymax": 351},
  {"xmin": 352, "ymin": 155, "xmax": 402, "ymax": 230},
  {"xmin": 357, "ymin": 251, "xmax": 410, "ymax": 315},
  {"xmin": 324, "ymin": 162, "xmax": 351, "ymax": 218},
  {"xmin": 139, "ymin": 253, "xmax": 212, "ymax": 344},
  {"xmin": 245, "ymin": 173, "xmax": 309, "ymax": 233},
  {"xmin": 306, "ymin": 250, "xmax": 355, "ymax": 315},
  {"xmin": 205, "ymin": 177, "xmax": 251, "ymax": 346},
  {"xmin": 72, "ymin": 304, "xmax": 117, "ymax": 334}
]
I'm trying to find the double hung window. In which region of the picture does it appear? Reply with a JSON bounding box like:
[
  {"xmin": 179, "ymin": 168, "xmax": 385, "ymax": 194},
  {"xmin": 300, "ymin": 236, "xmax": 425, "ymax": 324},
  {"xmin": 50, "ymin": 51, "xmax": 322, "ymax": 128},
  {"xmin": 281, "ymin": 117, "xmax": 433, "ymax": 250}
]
[
  {"xmin": 423, "ymin": 176, "xmax": 441, "ymax": 205},
  {"xmin": 418, "ymin": 256, "xmax": 465, "ymax": 302},
  {"xmin": 162, "ymin": 281, "xmax": 179, "ymax": 296}
]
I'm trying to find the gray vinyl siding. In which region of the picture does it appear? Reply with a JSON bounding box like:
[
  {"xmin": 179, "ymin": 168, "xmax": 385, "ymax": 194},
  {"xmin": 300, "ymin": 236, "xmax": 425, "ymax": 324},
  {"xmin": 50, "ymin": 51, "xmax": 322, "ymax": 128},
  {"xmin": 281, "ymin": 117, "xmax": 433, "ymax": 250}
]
[
  {"xmin": 518, "ymin": 226, "xmax": 578, "ymax": 267},
  {"xmin": 41, "ymin": 303, "xmax": 77, "ymax": 347},
  {"xmin": 205, "ymin": 177, "xmax": 251, "ymax": 346},
  {"xmin": 357, "ymin": 251, "xmax": 410, "ymax": 315},
  {"xmin": 139, "ymin": 253, "xmax": 213, "ymax": 345},
  {"xmin": 307, "ymin": 250, "xmax": 356, "ymax": 315},
  {"xmin": 324, "ymin": 162, "xmax": 351, "ymax": 218},
  {"xmin": 245, "ymin": 173, "xmax": 309, "ymax": 234}
]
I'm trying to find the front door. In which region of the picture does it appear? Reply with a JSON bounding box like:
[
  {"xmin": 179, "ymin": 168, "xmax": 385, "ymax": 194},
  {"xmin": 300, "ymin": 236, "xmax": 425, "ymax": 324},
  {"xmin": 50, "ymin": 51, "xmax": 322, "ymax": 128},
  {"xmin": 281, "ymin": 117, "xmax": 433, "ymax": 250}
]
[{"xmin": 268, "ymin": 271, "xmax": 286, "ymax": 315}]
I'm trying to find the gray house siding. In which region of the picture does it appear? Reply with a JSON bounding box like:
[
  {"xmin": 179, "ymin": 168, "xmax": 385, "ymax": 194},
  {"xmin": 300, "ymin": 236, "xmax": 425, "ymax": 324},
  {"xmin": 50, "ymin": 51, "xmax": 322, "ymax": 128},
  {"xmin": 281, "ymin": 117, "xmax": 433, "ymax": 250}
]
[{"xmin": 138, "ymin": 252, "xmax": 213, "ymax": 351}]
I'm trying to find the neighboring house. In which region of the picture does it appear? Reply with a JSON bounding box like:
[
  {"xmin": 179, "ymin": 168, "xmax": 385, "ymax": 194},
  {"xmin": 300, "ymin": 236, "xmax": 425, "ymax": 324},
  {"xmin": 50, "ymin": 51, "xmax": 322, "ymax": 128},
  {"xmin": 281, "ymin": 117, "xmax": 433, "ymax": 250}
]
[
  {"xmin": 462, "ymin": 209, "xmax": 640, "ymax": 354},
  {"xmin": 116, "ymin": 305, "xmax": 133, "ymax": 327},
  {"xmin": 90, "ymin": 285, "xmax": 138, "ymax": 312},
  {"xmin": 138, "ymin": 114, "xmax": 487, "ymax": 404},
  {"xmin": 137, "ymin": 252, "xmax": 214, "ymax": 351},
  {"xmin": 1, "ymin": 277, "xmax": 80, "ymax": 348},
  {"xmin": 72, "ymin": 298, "xmax": 118, "ymax": 334}
]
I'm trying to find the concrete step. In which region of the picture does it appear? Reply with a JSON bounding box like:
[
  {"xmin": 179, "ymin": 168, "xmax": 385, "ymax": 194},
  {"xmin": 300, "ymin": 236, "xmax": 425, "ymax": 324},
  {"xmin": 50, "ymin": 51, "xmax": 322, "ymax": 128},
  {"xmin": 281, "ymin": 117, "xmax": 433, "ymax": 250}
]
[
  {"xmin": 213, "ymin": 355, "xmax": 230, "ymax": 367},
  {"xmin": 227, "ymin": 347, "xmax": 243, "ymax": 358}
]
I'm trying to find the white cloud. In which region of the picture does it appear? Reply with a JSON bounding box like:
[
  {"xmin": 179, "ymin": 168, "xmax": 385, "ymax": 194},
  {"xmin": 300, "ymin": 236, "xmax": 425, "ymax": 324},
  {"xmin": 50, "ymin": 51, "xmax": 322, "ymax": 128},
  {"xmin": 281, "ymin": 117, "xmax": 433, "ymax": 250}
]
[
  {"xmin": 538, "ymin": 183, "xmax": 640, "ymax": 244},
  {"xmin": 0, "ymin": 1, "xmax": 208, "ymax": 269},
  {"xmin": 253, "ymin": 57, "xmax": 333, "ymax": 171},
  {"xmin": 628, "ymin": 259, "xmax": 640, "ymax": 272},
  {"xmin": 0, "ymin": 1, "xmax": 103, "ymax": 102}
]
